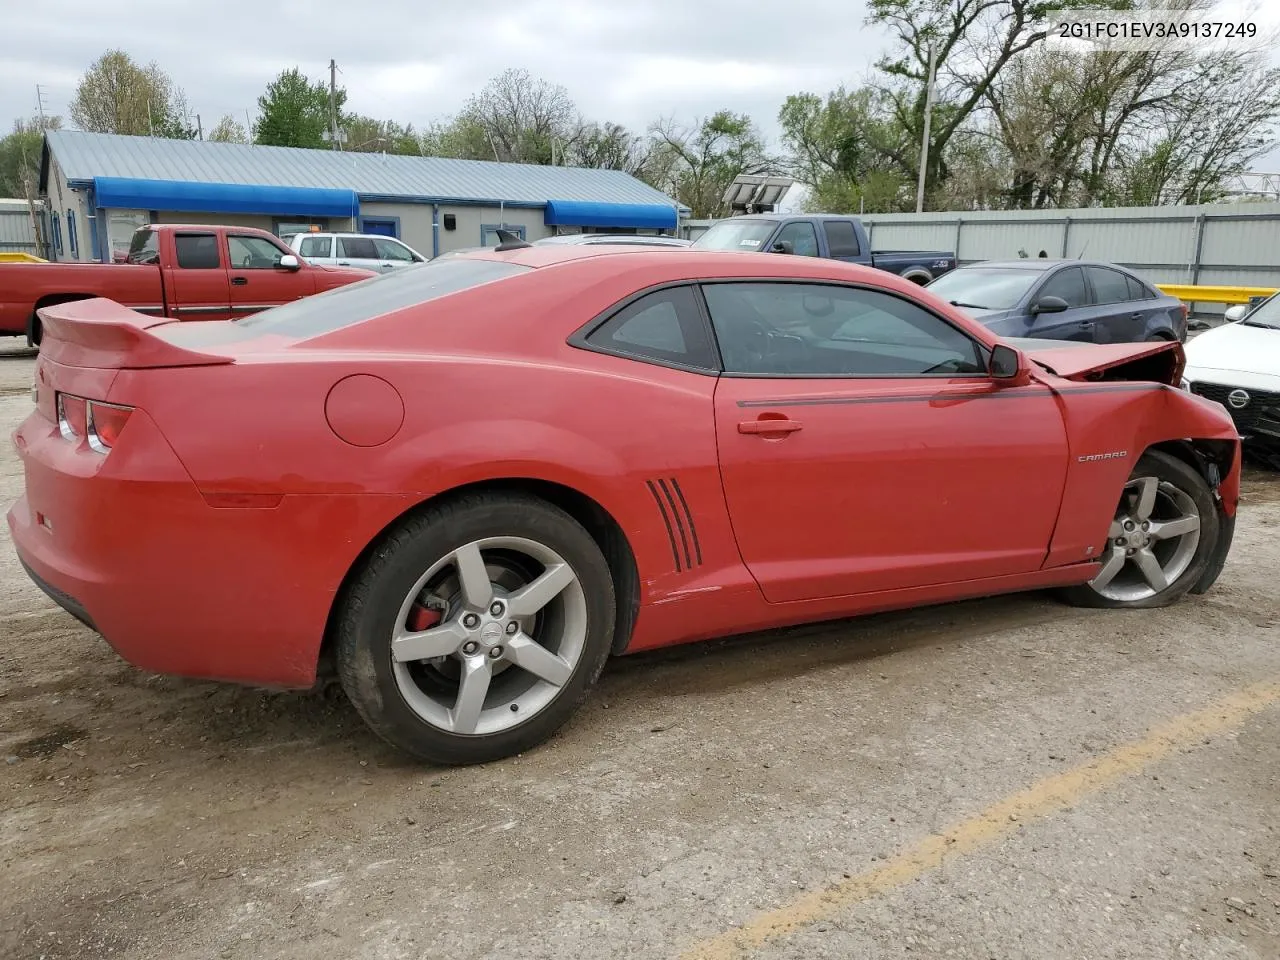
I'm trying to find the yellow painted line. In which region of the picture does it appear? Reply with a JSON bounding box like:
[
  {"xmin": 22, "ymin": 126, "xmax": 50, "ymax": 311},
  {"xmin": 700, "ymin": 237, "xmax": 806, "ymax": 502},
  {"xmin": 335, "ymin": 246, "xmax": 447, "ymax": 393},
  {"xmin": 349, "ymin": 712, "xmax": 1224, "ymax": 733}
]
[{"xmin": 681, "ymin": 678, "xmax": 1280, "ymax": 960}]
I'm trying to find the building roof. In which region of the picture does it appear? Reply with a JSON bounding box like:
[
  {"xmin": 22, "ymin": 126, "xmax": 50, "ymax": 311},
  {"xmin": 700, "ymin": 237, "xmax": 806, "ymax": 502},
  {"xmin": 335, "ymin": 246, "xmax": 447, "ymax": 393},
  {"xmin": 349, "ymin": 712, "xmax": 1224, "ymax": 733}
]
[{"xmin": 41, "ymin": 130, "xmax": 685, "ymax": 212}]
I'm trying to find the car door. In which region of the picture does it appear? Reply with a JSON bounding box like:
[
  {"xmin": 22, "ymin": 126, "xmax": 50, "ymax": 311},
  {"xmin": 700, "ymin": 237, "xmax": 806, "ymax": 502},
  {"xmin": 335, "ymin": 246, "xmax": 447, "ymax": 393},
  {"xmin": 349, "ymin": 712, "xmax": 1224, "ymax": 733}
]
[
  {"xmin": 335, "ymin": 236, "xmax": 383, "ymax": 272},
  {"xmin": 706, "ymin": 280, "xmax": 1069, "ymax": 603},
  {"xmin": 225, "ymin": 233, "xmax": 310, "ymax": 316},
  {"xmin": 1026, "ymin": 266, "xmax": 1096, "ymax": 341},
  {"xmin": 373, "ymin": 237, "xmax": 423, "ymax": 270},
  {"xmin": 167, "ymin": 231, "xmax": 232, "ymax": 321},
  {"xmin": 1083, "ymin": 265, "xmax": 1145, "ymax": 343}
]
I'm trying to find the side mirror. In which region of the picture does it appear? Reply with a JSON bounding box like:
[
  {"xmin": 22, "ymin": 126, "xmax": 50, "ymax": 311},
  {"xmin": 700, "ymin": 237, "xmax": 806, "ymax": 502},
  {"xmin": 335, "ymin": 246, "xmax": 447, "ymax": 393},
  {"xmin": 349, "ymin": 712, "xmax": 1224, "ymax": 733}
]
[
  {"xmin": 277, "ymin": 254, "xmax": 301, "ymax": 271},
  {"xmin": 1030, "ymin": 295, "xmax": 1068, "ymax": 315},
  {"xmin": 1223, "ymin": 304, "xmax": 1247, "ymax": 323},
  {"xmin": 771, "ymin": 240, "xmax": 794, "ymax": 255},
  {"xmin": 989, "ymin": 343, "xmax": 1029, "ymax": 384}
]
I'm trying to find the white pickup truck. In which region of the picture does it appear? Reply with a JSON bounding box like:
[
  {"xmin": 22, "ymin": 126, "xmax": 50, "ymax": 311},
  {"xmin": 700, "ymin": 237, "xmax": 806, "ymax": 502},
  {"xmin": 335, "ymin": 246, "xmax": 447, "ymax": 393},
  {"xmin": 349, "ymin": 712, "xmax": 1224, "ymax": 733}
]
[{"xmin": 282, "ymin": 232, "xmax": 427, "ymax": 273}]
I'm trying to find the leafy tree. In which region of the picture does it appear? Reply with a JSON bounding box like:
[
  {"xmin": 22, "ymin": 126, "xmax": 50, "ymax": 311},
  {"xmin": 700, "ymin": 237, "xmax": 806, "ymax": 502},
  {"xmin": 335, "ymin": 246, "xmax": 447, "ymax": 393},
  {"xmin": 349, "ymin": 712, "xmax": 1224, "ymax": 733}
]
[
  {"xmin": 70, "ymin": 50, "xmax": 195, "ymax": 139},
  {"xmin": 343, "ymin": 115, "xmax": 422, "ymax": 154},
  {"xmin": 778, "ymin": 86, "xmax": 913, "ymax": 212},
  {"xmin": 255, "ymin": 68, "xmax": 346, "ymax": 149},
  {"xmin": 207, "ymin": 114, "xmax": 249, "ymax": 144},
  {"xmin": 650, "ymin": 111, "xmax": 774, "ymax": 218},
  {"xmin": 0, "ymin": 116, "xmax": 62, "ymax": 198}
]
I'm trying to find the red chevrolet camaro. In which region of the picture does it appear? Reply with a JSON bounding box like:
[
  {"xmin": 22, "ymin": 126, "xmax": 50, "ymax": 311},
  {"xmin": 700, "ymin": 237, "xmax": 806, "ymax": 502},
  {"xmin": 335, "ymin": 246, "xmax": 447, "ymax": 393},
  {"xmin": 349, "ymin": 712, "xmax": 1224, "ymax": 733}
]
[{"xmin": 9, "ymin": 243, "xmax": 1241, "ymax": 764}]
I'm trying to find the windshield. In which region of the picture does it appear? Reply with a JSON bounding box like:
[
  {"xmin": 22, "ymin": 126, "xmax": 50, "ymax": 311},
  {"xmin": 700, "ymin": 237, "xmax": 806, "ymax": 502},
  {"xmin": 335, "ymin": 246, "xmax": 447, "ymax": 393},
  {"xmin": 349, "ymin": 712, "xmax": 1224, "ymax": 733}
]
[
  {"xmin": 925, "ymin": 267, "xmax": 1042, "ymax": 310},
  {"xmin": 692, "ymin": 219, "xmax": 778, "ymax": 252},
  {"xmin": 1241, "ymin": 294, "xmax": 1280, "ymax": 329}
]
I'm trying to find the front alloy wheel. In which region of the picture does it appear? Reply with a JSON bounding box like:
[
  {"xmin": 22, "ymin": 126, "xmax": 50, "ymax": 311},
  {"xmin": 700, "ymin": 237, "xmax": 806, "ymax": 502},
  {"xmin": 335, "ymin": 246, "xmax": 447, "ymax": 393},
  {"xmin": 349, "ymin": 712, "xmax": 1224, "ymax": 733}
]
[{"xmin": 1061, "ymin": 450, "xmax": 1220, "ymax": 609}]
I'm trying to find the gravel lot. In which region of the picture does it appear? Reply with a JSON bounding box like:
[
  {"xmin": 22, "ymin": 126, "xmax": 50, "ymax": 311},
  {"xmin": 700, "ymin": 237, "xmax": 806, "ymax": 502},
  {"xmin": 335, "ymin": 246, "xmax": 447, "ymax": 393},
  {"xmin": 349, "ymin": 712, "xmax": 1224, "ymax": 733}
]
[{"xmin": 1, "ymin": 339, "xmax": 1278, "ymax": 960}]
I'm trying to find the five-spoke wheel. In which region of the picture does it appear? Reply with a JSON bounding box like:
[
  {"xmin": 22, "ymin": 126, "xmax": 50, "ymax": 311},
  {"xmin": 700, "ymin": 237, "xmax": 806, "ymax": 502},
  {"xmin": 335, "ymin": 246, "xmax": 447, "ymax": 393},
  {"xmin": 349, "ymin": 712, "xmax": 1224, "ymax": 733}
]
[
  {"xmin": 1061, "ymin": 450, "xmax": 1220, "ymax": 609},
  {"xmin": 335, "ymin": 494, "xmax": 615, "ymax": 765}
]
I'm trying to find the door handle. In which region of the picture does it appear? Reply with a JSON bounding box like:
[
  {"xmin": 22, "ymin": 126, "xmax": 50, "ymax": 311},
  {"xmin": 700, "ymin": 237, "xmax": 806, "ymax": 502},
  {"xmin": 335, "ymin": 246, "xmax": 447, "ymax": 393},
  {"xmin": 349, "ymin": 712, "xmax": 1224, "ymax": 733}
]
[
  {"xmin": 1130, "ymin": 312, "xmax": 1143, "ymax": 320},
  {"xmin": 738, "ymin": 418, "xmax": 803, "ymax": 435},
  {"xmin": 338, "ymin": 261, "xmax": 351, "ymax": 266},
  {"xmin": 231, "ymin": 276, "xmax": 248, "ymax": 286}
]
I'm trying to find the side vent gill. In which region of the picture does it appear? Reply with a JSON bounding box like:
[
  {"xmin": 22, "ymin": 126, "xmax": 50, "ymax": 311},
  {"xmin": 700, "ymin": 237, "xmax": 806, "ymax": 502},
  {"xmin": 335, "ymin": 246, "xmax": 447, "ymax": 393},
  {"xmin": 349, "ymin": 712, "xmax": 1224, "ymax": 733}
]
[{"xmin": 644, "ymin": 477, "xmax": 703, "ymax": 573}]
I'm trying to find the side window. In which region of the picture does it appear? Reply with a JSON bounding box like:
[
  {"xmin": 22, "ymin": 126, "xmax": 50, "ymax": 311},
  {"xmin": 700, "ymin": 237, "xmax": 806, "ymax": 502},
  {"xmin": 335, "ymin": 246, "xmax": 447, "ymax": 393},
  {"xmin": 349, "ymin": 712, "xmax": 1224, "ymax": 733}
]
[
  {"xmin": 339, "ymin": 236, "xmax": 379, "ymax": 259},
  {"xmin": 375, "ymin": 238, "xmax": 418, "ymax": 262},
  {"xmin": 582, "ymin": 286, "xmax": 717, "ymax": 371},
  {"xmin": 1037, "ymin": 267, "xmax": 1090, "ymax": 307},
  {"xmin": 1125, "ymin": 274, "xmax": 1152, "ymax": 301},
  {"xmin": 1087, "ymin": 266, "xmax": 1132, "ymax": 305},
  {"xmin": 775, "ymin": 221, "xmax": 820, "ymax": 257},
  {"xmin": 174, "ymin": 233, "xmax": 221, "ymax": 269},
  {"xmin": 298, "ymin": 236, "xmax": 333, "ymax": 258},
  {"xmin": 822, "ymin": 220, "xmax": 861, "ymax": 257},
  {"xmin": 703, "ymin": 282, "xmax": 986, "ymax": 377},
  {"xmin": 227, "ymin": 235, "xmax": 287, "ymax": 269}
]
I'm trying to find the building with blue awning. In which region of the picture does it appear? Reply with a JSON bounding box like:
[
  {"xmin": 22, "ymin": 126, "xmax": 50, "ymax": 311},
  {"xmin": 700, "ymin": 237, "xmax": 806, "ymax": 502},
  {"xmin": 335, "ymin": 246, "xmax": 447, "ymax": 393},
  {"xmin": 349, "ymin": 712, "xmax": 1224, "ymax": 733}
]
[{"xmin": 38, "ymin": 131, "xmax": 689, "ymax": 262}]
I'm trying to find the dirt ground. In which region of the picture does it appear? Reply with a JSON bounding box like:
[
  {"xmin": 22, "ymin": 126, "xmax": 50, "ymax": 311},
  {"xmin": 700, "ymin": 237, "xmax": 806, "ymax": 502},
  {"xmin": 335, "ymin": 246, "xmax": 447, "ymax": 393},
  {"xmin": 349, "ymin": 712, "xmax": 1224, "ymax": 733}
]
[{"xmin": 1, "ymin": 340, "xmax": 1278, "ymax": 960}]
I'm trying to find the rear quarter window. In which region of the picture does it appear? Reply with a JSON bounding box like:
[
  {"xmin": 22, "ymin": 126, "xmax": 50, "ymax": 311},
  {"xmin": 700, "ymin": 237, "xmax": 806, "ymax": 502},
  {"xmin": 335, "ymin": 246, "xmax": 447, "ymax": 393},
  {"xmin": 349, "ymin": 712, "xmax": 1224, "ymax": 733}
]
[{"xmin": 234, "ymin": 258, "xmax": 531, "ymax": 337}]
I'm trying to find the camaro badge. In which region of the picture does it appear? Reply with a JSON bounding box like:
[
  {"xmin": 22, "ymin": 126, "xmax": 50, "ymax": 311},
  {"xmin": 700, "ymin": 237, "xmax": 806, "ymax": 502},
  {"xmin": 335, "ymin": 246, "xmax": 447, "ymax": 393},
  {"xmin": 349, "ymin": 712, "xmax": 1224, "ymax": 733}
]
[{"xmin": 1078, "ymin": 451, "xmax": 1129, "ymax": 462}]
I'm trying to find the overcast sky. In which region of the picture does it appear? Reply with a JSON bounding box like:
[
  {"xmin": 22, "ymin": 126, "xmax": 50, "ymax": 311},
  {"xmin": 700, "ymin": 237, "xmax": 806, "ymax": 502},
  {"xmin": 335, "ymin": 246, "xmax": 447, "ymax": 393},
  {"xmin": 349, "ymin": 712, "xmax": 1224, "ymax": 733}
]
[
  {"xmin": 4, "ymin": 0, "xmax": 1279, "ymax": 200},
  {"xmin": 1, "ymin": 0, "xmax": 884, "ymax": 148}
]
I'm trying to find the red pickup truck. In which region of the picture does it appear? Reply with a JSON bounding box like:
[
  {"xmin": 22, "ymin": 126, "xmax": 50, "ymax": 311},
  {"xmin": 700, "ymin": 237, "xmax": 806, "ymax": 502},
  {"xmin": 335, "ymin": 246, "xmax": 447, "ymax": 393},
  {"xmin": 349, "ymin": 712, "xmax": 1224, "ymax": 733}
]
[{"xmin": 1, "ymin": 224, "xmax": 375, "ymax": 345}]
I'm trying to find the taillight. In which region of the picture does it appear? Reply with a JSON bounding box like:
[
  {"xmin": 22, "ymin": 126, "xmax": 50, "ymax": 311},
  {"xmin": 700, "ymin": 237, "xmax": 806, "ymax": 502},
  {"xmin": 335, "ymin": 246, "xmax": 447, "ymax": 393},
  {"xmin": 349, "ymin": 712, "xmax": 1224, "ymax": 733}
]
[
  {"xmin": 57, "ymin": 393, "xmax": 87, "ymax": 441},
  {"xmin": 56, "ymin": 392, "xmax": 133, "ymax": 453},
  {"xmin": 88, "ymin": 401, "xmax": 133, "ymax": 452}
]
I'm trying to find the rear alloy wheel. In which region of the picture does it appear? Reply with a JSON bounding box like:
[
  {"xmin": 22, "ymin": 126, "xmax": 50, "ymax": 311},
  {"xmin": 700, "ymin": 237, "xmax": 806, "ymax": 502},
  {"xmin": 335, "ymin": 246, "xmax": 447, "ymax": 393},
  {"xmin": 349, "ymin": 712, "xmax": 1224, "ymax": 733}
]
[
  {"xmin": 336, "ymin": 494, "xmax": 615, "ymax": 764},
  {"xmin": 1060, "ymin": 451, "xmax": 1219, "ymax": 609}
]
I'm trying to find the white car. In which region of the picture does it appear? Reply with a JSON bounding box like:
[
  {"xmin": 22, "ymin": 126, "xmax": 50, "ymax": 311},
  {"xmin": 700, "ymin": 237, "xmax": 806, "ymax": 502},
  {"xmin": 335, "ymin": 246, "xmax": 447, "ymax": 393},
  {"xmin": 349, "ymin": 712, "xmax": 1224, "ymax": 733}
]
[
  {"xmin": 283, "ymin": 232, "xmax": 427, "ymax": 273},
  {"xmin": 1182, "ymin": 297, "xmax": 1280, "ymax": 467}
]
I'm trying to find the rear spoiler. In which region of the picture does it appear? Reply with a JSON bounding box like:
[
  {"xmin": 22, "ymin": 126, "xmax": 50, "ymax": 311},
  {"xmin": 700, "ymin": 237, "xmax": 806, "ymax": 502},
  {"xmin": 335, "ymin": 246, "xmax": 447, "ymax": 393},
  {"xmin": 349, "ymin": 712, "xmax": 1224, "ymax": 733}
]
[{"xmin": 37, "ymin": 298, "xmax": 233, "ymax": 369}]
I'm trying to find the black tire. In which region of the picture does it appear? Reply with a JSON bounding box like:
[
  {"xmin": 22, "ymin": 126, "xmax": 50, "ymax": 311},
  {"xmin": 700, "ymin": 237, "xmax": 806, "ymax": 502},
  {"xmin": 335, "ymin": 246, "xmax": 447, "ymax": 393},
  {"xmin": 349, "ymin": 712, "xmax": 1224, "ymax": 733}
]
[
  {"xmin": 26, "ymin": 314, "xmax": 42, "ymax": 349},
  {"xmin": 1059, "ymin": 450, "xmax": 1219, "ymax": 609},
  {"xmin": 334, "ymin": 492, "xmax": 615, "ymax": 765}
]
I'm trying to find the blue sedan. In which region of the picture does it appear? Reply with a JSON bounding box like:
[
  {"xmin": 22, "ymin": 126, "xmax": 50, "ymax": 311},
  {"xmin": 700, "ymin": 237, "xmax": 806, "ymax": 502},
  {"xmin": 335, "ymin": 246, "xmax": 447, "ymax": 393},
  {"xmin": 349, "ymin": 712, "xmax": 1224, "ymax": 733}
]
[{"xmin": 924, "ymin": 259, "xmax": 1188, "ymax": 343}]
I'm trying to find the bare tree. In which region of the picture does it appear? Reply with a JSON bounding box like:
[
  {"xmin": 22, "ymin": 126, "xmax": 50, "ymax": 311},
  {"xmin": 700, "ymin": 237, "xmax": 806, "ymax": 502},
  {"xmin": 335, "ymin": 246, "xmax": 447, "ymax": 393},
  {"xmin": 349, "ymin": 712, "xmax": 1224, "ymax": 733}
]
[
  {"xmin": 206, "ymin": 114, "xmax": 248, "ymax": 144},
  {"xmin": 649, "ymin": 112, "xmax": 775, "ymax": 218},
  {"xmin": 70, "ymin": 50, "xmax": 194, "ymax": 138},
  {"xmin": 459, "ymin": 69, "xmax": 579, "ymax": 164}
]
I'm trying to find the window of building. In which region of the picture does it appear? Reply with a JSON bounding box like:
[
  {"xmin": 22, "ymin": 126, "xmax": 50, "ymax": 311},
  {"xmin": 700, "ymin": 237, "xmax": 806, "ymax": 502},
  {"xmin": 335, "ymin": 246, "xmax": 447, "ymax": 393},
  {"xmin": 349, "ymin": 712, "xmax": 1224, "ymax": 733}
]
[{"xmin": 67, "ymin": 209, "xmax": 78, "ymax": 258}]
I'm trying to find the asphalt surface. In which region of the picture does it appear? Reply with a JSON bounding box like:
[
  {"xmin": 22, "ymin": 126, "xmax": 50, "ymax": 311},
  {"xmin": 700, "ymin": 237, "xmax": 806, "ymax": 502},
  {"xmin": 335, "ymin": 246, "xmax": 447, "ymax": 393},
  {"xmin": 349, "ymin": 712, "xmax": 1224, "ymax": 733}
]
[{"xmin": 0, "ymin": 340, "xmax": 1277, "ymax": 960}]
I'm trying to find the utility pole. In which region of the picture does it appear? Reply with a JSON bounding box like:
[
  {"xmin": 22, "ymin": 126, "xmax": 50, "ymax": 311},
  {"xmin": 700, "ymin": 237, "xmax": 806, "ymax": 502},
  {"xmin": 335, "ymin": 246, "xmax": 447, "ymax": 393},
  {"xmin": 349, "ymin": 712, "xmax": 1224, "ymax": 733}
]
[
  {"xmin": 915, "ymin": 44, "xmax": 937, "ymax": 215},
  {"xmin": 196, "ymin": 114, "xmax": 203, "ymax": 140},
  {"xmin": 329, "ymin": 59, "xmax": 340, "ymax": 151},
  {"xmin": 148, "ymin": 99, "xmax": 155, "ymax": 137}
]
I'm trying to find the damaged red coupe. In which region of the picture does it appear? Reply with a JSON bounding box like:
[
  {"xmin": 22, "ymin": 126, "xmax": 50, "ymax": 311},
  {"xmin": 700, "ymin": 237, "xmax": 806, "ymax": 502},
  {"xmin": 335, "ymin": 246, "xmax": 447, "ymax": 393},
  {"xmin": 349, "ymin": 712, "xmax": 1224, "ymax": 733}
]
[{"xmin": 8, "ymin": 243, "xmax": 1242, "ymax": 765}]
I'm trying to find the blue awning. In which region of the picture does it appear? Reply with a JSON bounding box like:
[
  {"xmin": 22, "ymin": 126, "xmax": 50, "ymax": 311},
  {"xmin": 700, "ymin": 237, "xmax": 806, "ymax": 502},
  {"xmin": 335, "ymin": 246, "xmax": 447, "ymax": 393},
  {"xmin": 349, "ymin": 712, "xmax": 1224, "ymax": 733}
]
[
  {"xmin": 544, "ymin": 199, "xmax": 677, "ymax": 230},
  {"xmin": 92, "ymin": 177, "xmax": 359, "ymax": 218}
]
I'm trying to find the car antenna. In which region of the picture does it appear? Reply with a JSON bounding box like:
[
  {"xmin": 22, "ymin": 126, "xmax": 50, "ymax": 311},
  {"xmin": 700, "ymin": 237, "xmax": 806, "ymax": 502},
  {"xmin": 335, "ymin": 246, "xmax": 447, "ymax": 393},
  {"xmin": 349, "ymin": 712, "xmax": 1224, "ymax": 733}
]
[
  {"xmin": 494, "ymin": 228, "xmax": 532, "ymax": 251},
  {"xmin": 1076, "ymin": 240, "xmax": 1089, "ymax": 259}
]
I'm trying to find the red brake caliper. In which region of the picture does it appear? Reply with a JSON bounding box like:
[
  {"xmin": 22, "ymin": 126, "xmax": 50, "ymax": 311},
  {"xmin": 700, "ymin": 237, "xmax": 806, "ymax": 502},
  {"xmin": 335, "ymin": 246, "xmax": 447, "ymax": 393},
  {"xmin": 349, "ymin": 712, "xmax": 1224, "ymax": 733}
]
[{"xmin": 407, "ymin": 604, "xmax": 443, "ymax": 632}]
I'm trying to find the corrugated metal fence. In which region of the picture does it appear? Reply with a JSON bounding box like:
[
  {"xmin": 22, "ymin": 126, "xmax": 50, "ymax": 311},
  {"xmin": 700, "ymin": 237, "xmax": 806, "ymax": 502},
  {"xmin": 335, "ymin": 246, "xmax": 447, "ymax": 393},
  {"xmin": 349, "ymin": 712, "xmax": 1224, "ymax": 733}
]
[
  {"xmin": 0, "ymin": 198, "xmax": 47, "ymax": 258},
  {"xmin": 683, "ymin": 201, "xmax": 1280, "ymax": 316}
]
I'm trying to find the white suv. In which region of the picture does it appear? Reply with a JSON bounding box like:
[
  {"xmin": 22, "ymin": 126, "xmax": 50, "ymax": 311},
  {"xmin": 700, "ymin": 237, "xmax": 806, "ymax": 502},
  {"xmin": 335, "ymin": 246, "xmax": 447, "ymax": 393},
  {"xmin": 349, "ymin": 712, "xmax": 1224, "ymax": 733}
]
[{"xmin": 283, "ymin": 232, "xmax": 426, "ymax": 273}]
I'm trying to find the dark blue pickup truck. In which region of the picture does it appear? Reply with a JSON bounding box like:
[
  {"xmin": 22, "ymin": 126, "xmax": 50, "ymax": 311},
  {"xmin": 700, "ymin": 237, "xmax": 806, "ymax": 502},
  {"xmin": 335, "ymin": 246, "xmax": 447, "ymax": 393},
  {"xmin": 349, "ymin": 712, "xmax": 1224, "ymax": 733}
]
[{"xmin": 690, "ymin": 214, "xmax": 957, "ymax": 284}]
